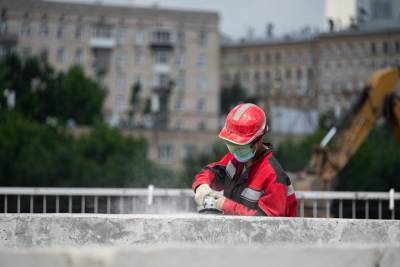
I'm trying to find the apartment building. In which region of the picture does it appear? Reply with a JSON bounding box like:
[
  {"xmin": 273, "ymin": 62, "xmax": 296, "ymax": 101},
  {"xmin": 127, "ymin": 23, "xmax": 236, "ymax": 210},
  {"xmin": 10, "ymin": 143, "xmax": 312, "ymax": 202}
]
[
  {"xmin": 317, "ymin": 28, "xmax": 400, "ymax": 117},
  {"xmin": 221, "ymin": 35, "xmax": 320, "ymax": 137},
  {"xmin": 0, "ymin": 0, "xmax": 220, "ymax": 169},
  {"xmin": 221, "ymin": 27, "xmax": 400, "ymax": 137}
]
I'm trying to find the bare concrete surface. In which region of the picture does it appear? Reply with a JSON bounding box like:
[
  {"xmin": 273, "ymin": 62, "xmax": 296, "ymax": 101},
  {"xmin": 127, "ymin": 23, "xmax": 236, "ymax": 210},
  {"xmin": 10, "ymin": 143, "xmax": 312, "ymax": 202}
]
[
  {"xmin": 0, "ymin": 244, "xmax": 399, "ymax": 267},
  {"xmin": 0, "ymin": 214, "xmax": 400, "ymax": 247}
]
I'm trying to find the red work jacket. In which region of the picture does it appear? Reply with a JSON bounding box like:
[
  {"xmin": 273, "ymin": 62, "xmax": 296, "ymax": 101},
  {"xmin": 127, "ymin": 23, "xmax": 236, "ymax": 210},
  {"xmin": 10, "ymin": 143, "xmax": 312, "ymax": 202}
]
[{"xmin": 192, "ymin": 145, "xmax": 297, "ymax": 216}]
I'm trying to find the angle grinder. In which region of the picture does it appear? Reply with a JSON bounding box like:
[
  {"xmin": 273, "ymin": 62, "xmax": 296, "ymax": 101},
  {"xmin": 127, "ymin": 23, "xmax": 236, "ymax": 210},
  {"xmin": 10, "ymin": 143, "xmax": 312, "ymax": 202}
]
[{"xmin": 198, "ymin": 195, "xmax": 222, "ymax": 214}]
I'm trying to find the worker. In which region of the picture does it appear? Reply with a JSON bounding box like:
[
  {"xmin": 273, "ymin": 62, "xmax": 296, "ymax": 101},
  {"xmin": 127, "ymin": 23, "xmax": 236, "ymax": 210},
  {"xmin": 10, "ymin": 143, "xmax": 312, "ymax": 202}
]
[{"xmin": 193, "ymin": 103, "xmax": 297, "ymax": 216}]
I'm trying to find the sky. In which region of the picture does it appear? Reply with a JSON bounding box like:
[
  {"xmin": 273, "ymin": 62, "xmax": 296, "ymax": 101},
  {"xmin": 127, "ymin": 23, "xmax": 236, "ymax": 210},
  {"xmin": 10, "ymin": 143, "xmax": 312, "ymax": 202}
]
[{"xmin": 55, "ymin": 0, "xmax": 326, "ymax": 39}]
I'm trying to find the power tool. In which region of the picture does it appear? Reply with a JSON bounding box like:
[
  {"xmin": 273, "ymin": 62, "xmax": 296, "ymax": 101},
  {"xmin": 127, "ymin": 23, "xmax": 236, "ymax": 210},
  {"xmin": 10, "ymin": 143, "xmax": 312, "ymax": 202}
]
[{"xmin": 198, "ymin": 195, "xmax": 222, "ymax": 214}]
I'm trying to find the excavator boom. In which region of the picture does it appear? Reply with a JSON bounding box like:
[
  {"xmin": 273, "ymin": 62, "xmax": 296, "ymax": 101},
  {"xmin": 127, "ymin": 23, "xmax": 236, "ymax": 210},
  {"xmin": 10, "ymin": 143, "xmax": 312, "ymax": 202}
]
[{"xmin": 296, "ymin": 67, "xmax": 400, "ymax": 191}]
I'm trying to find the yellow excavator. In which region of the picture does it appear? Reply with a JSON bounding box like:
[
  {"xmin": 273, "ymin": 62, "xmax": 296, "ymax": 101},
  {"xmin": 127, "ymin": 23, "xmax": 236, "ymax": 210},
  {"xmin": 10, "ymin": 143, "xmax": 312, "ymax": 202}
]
[{"xmin": 293, "ymin": 67, "xmax": 400, "ymax": 191}]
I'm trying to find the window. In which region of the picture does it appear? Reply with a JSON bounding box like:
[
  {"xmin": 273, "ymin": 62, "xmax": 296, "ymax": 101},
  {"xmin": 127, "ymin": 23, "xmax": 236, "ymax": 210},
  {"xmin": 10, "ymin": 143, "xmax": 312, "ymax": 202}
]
[
  {"xmin": 197, "ymin": 99, "xmax": 206, "ymax": 113},
  {"xmin": 75, "ymin": 25, "xmax": 84, "ymax": 40},
  {"xmin": 115, "ymin": 50, "xmax": 127, "ymax": 70},
  {"xmin": 285, "ymin": 69, "xmax": 291, "ymax": 80},
  {"xmin": 264, "ymin": 53, "xmax": 271, "ymax": 64},
  {"xmin": 154, "ymin": 50, "xmax": 169, "ymax": 64},
  {"xmin": 0, "ymin": 8, "xmax": 7, "ymax": 34},
  {"xmin": 75, "ymin": 48, "xmax": 84, "ymax": 64},
  {"xmin": 115, "ymin": 94, "xmax": 125, "ymax": 112},
  {"xmin": 159, "ymin": 144, "xmax": 174, "ymax": 162},
  {"xmin": 296, "ymin": 68, "xmax": 302, "ymax": 80},
  {"xmin": 116, "ymin": 75, "xmax": 126, "ymax": 92},
  {"xmin": 395, "ymin": 41, "xmax": 400, "ymax": 54},
  {"xmin": 20, "ymin": 16, "xmax": 31, "ymax": 36},
  {"xmin": 135, "ymin": 74, "xmax": 143, "ymax": 86},
  {"xmin": 274, "ymin": 52, "xmax": 281, "ymax": 63},
  {"xmin": 175, "ymin": 99, "xmax": 184, "ymax": 111},
  {"xmin": 197, "ymin": 77, "xmax": 207, "ymax": 92},
  {"xmin": 383, "ymin": 41, "xmax": 389, "ymax": 54},
  {"xmin": 371, "ymin": 0, "xmax": 392, "ymax": 19},
  {"xmin": 199, "ymin": 29, "xmax": 207, "ymax": 47},
  {"xmin": 198, "ymin": 121, "xmax": 207, "ymax": 131},
  {"xmin": 264, "ymin": 71, "xmax": 270, "ymax": 81},
  {"xmin": 181, "ymin": 144, "xmax": 196, "ymax": 160},
  {"xmin": 242, "ymin": 71, "xmax": 250, "ymax": 82},
  {"xmin": 93, "ymin": 24, "xmax": 112, "ymax": 38},
  {"xmin": 21, "ymin": 47, "xmax": 31, "ymax": 58},
  {"xmin": 197, "ymin": 53, "xmax": 207, "ymax": 67},
  {"xmin": 224, "ymin": 73, "xmax": 231, "ymax": 83},
  {"xmin": 175, "ymin": 54, "xmax": 184, "ymax": 67},
  {"xmin": 134, "ymin": 31, "xmax": 145, "ymax": 45},
  {"xmin": 40, "ymin": 48, "xmax": 48, "ymax": 61},
  {"xmin": 175, "ymin": 120, "xmax": 184, "ymax": 130},
  {"xmin": 56, "ymin": 15, "xmax": 66, "ymax": 40},
  {"xmin": 155, "ymin": 73, "xmax": 170, "ymax": 88},
  {"xmin": 371, "ymin": 42, "xmax": 377, "ymax": 55},
  {"xmin": 152, "ymin": 30, "xmax": 171, "ymax": 43},
  {"xmin": 176, "ymin": 70, "xmax": 185, "ymax": 91},
  {"xmin": 39, "ymin": 17, "xmax": 49, "ymax": 38},
  {"xmin": 177, "ymin": 29, "xmax": 185, "ymax": 48},
  {"xmin": 253, "ymin": 53, "xmax": 260, "ymax": 65},
  {"xmin": 57, "ymin": 48, "xmax": 67, "ymax": 63},
  {"xmin": 134, "ymin": 49, "xmax": 144, "ymax": 65},
  {"xmin": 116, "ymin": 27, "xmax": 127, "ymax": 43},
  {"xmin": 57, "ymin": 26, "xmax": 65, "ymax": 40},
  {"xmin": 254, "ymin": 71, "xmax": 260, "ymax": 82},
  {"xmin": 241, "ymin": 54, "xmax": 250, "ymax": 65}
]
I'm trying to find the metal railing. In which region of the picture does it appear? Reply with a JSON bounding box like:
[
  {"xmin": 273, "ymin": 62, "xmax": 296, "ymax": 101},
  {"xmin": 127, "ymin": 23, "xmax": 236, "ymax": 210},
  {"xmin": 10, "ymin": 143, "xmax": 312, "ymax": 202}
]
[
  {"xmin": 296, "ymin": 190, "xmax": 398, "ymax": 219},
  {"xmin": 0, "ymin": 187, "xmax": 398, "ymax": 219}
]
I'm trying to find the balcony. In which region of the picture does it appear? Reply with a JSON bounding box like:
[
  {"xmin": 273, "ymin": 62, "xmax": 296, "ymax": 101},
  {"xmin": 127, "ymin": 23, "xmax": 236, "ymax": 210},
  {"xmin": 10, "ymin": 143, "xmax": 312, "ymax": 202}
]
[
  {"xmin": 0, "ymin": 32, "xmax": 17, "ymax": 45},
  {"xmin": 89, "ymin": 37, "xmax": 116, "ymax": 49},
  {"xmin": 149, "ymin": 30, "xmax": 174, "ymax": 51}
]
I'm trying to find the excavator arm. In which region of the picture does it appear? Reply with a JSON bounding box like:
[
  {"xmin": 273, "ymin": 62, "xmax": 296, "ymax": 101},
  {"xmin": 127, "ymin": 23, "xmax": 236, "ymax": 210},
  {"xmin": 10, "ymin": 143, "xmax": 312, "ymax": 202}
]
[
  {"xmin": 296, "ymin": 67, "xmax": 400, "ymax": 191},
  {"xmin": 385, "ymin": 93, "xmax": 400, "ymax": 143}
]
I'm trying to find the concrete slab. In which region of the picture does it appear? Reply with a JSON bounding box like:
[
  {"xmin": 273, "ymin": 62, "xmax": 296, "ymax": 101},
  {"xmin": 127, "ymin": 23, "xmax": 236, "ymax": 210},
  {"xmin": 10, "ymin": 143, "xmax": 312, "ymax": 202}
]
[
  {"xmin": 0, "ymin": 214, "xmax": 399, "ymax": 248},
  {"xmin": 0, "ymin": 244, "xmax": 399, "ymax": 267}
]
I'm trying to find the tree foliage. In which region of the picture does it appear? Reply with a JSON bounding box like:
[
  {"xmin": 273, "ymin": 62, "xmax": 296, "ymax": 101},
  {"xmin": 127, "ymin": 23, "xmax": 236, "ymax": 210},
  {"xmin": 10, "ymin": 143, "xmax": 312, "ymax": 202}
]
[
  {"xmin": 0, "ymin": 111, "xmax": 177, "ymax": 187},
  {"xmin": 274, "ymin": 126, "xmax": 400, "ymax": 191},
  {"xmin": 0, "ymin": 54, "xmax": 105, "ymax": 125},
  {"xmin": 220, "ymin": 81, "xmax": 249, "ymax": 115}
]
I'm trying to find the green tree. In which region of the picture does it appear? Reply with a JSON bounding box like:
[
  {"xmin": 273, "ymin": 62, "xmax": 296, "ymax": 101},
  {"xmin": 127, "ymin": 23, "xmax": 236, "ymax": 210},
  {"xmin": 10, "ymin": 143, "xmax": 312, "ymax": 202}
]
[
  {"xmin": 220, "ymin": 81, "xmax": 248, "ymax": 115},
  {"xmin": 0, "ymin": 54, "xmax": 105, "ymax": 125},
  {"xmin": 128, "ymin": 81, "xmax": 142, "ymax": 125},
  {"xmin": 336, "ymin": 125, "xmax": 400, "ymax": 191},
  {"xmin": 0, "ymin": 111, "xmax": 177, "ymax": 187},
  {"xmin": 52, "ymin": 65, "xmax": 105, "ymax": 124}
]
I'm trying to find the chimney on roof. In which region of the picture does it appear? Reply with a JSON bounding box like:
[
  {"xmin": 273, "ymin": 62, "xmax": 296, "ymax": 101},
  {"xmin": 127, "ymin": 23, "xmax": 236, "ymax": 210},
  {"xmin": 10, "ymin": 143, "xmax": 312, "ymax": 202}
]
[
  {"xmin": 266, "ymin": 23, "xmax": 273, "ymax": 38},
  {"xmin": 246, "ymin": 26, "xmax": 255, "ymax": 40},
  {"xmin": 328, "ymin": 18, "xmax": 334, "ymax": 32}
]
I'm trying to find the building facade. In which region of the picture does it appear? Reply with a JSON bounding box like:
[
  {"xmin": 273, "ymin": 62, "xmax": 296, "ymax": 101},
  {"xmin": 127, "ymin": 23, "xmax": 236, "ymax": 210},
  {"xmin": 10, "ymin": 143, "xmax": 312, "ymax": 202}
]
[
  {"xmin": 221, "ymin": 36, "xmax": 320, "ymax": 137},
  {"xmin": 0, "ymin": 0, "xmax": 220, "ymax": 170},
  {"xmin": 221, "ymin": 28, "xmax": 400, "ymax": 137}
]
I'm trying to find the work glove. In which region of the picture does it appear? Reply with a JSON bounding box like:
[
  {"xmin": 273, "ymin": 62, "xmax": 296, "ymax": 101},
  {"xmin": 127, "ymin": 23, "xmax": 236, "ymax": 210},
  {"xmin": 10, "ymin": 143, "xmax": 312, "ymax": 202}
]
[{"xmin": 194, "ymin": 184, "xmax": 213, "ymax": 207}]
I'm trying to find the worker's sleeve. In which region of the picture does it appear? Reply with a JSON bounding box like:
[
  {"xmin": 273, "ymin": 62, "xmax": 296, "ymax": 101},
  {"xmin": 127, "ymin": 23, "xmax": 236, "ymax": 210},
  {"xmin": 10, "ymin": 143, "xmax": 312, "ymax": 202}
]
[
  {"xmin": 192, "ymin": 153, "xmax": 232, "ymax": 192},
  {"xmin": 222, "ymin": 171, "xmax": 288, "ymax": 217},
  {"xmin": 222, "ymin": 198, "xmax": 265, "ymax": 216}
]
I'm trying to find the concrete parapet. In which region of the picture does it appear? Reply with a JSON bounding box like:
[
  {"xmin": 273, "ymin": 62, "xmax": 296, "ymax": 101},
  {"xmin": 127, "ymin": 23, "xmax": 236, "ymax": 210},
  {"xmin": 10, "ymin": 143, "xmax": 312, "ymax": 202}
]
[
  {"xmin": 0, "ymin": 214, "xmax": 400, "ymax": 248},
  {"xmin": 0, "ymin": 244, "xmax": 399, "ymax": 267}
]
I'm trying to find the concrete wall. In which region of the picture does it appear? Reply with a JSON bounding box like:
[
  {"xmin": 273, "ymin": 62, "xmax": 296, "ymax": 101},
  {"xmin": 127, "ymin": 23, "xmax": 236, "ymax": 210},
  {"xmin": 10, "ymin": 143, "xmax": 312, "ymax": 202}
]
[
  {"xmin": 1, "ymin": 214, "xmax": 400, "ymax": 248},
  {"xmin": 1, "ymin": 244, "xmax": 399, "ymax": 267}
]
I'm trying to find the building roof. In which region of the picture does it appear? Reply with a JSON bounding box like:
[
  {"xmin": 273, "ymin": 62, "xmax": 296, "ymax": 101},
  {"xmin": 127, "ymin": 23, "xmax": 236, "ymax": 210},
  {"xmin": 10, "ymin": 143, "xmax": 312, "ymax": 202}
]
[
  {"xmin": 222, "ymin": 27, "xmax": 400, "ymax": 49},
  {"xmin": 1, "ymin": 0, "xmax": 219, "ymax": 25}
]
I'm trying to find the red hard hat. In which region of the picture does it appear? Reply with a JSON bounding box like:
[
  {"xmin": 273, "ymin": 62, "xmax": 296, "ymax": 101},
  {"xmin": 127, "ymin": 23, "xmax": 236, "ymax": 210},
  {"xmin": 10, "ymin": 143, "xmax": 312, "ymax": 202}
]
[{"xmin": 219, "ymin": 103, "xmax": 267, "ymax": 145}]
